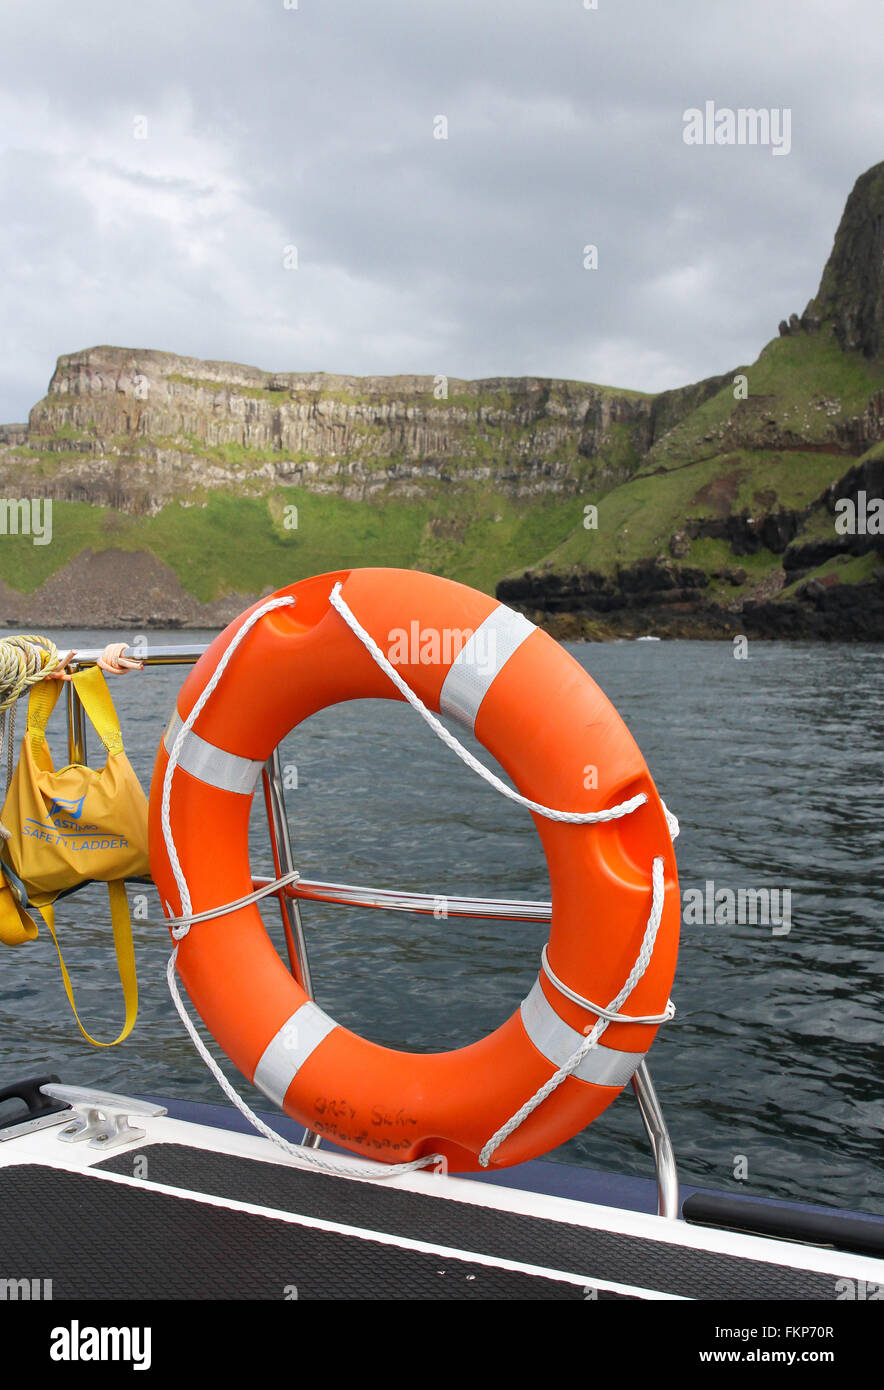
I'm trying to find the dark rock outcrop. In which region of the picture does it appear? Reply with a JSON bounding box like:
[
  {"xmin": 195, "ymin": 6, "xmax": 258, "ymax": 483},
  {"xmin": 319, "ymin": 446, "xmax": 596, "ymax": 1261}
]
[
  {"xmin": 498, "ymin": 558, "xmax": 709, "ymax": 616},
  {"xmin": 804, "ymin": 160, "xmax": 884, "ymax": 358},
  {"xmin": 742, "ymin": 575, "xmax": 884, "ymax": 641}
]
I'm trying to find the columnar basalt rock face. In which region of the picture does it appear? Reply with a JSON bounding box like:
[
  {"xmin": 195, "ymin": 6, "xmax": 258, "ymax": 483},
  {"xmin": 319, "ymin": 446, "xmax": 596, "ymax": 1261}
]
[
  {"xmin": 8, "ymin": 344, "xmax": 750, "ymax": 517},
  {"xmin": 19, "ymin": 347, "xmax": 667, "ymax": 509}
]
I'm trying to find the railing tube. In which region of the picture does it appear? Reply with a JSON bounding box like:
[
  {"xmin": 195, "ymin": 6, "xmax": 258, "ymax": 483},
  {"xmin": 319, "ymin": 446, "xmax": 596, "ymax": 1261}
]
[{"xmin": 631, "ymin": 1060, "xmax": 679, "ymax": 1219}]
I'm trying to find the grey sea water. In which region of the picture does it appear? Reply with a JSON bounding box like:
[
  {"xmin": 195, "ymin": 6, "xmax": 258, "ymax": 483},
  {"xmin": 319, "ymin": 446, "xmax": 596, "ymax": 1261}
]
[{"xmin": 1, "ymin": 631, "xmax": 881, "ymax": 1213}]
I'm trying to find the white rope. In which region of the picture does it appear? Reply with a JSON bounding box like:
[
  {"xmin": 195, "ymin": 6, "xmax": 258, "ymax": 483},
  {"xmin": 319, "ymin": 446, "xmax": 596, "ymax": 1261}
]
[
  {"xmin": 540, "ymin": 944, "xmax": 675, "ymax": 1026},
  {"xmin": 165, "ymin": 869, "xmax": 301, "ymax": 939},
  {"xmin": 662, "ymin": 804, "xmax": 679, "ymax": 841},
  {"xmin": 479, "ymin": 857, "xmax": 667, "ymax": 1167},
  {"xmin": 330, "ymin": 582, "xmax": 649, "ymax": 826},
  {"xmin": 164, "ymin": 948, "xmax": 445, "ymax": 1181},
  {"xmin": 330, "ymin": 582, "xmax": 678, "ymax": 1170},
  {"xmin": 161, "ymin": 595, "xmax": 446, "ymax": 1181},
  {"xmin": 162, "ymin": 585, "xmax": 679, "ymax": 1179},
  {"xmin": 160, "ymin": 596, "xmax": 297, "ymax": 925}
]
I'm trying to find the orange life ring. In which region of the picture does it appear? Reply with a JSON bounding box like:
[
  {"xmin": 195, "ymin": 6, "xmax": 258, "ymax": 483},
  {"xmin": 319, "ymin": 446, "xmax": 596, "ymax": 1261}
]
[{"xmin": 149, "ymin": 568, "xmax": 680, "ymax": 1171}]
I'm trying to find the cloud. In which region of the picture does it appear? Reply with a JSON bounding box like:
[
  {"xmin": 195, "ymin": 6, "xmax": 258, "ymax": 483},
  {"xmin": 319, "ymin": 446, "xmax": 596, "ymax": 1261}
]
[{"xmin": 1, "ymin": 0, "xmax": 882, "ymax": 418}]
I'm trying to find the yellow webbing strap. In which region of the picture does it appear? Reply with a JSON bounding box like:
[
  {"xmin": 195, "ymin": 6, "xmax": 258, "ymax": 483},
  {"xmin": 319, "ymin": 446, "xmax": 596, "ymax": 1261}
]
[
  {"xmin": 25, "ymin": 677, "xmax": 63, "ymax": 759},
  {"xmin": 0, "ymin": 882, "xmax": 38, "ymax": 945},
  {"xmin": 25, "ymin": 665, "xmax": 125, "ymax": 759},
  {"xmin": 70, "ymin": 666, "xmax": 124, "ymax": 755},
  {"xmin": 37, "ymin": 880, "xmax": 138, "ymax": 1047}
]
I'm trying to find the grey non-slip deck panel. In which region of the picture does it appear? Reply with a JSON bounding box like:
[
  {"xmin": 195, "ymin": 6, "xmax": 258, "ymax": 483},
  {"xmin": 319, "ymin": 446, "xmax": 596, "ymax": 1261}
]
[
  {"xmin": 0, "ymin": 1165, "xmax": 599, "ymax": 1301},
  {"xmin": 97, "ymin": 1143, "xmax": 840, "ymax": 1300}
]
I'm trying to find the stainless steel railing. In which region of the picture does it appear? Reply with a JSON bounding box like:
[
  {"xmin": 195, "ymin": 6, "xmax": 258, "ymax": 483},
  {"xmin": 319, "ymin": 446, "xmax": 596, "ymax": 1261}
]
[
  {"xmin": 65, "ymin": 645, "xmax": 211, "ymax": 768},
  {"xmin": 65, "ymin": 641, "xmax": 680, "ymax": 1214},
  {"xmin": 257, "ymin": 877, "xmax": 553, "ymax": 922},
  {"xmin": 71, "ymin": 644, "xmax": 211, "ymax": 668}
]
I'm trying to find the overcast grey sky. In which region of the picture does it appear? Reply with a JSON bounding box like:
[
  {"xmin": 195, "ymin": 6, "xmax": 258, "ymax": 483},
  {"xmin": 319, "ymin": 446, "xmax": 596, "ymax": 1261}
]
[{"xmin": 1, "ymin": 0, "xmax": 882, "ymax": 420}]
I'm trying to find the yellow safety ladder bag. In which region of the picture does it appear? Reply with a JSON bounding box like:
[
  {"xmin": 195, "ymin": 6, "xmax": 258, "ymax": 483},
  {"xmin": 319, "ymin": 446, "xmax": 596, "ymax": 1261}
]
[{"xmin": 0, "ymin": 665, "xmax": 149, "ymax": 1045}]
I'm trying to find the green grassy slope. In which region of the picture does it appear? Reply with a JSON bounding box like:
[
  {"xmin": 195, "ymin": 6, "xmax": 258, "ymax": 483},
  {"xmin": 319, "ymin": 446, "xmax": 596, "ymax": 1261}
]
[
  {"xmin": 2, "ymin": 326, "xmax": 882, "ymax": 615},
  {"xmin": 641, "ymin": 332, "xmax": 881, "ymax": 473},
  {"xmin": 1, "ymin": 487, "xmax": 579, "ymax": 601},
  {"xmin": 506, "ymin": 328, "xmax": 884, "ymax": 601}
]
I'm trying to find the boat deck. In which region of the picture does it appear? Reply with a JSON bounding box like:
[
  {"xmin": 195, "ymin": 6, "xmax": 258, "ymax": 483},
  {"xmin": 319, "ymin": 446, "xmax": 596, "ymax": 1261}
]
[{"xmin": 2, "ymin": 1095, "xmax": 882, "ymax": 1302}]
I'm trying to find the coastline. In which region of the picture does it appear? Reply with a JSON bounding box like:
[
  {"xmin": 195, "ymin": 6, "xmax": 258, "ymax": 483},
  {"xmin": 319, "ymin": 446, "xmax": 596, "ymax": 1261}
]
[{"xmin": 0, "ymin": 543, "xmax": 880, "ymax": 642}]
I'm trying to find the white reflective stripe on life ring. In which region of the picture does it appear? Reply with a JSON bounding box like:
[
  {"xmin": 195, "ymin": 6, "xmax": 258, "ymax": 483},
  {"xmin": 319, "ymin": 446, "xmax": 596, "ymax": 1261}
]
[
  {"xmin": 252, "ymin": 1001, "xmax": 339, "ymax": 1107},
  {"xmin": 163, "ymin": 711, "xmax": 264, "ymax": 796},
  {"xmin": 438, "ymin": 605, "xmax": 535, "ymax": 732},
  {"xmin": 519, "ymin": 978, "xmax": 644, "ymax": 1088}
]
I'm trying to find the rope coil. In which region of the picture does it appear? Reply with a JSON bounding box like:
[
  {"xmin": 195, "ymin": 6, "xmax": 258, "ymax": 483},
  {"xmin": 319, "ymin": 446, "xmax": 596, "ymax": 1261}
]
[{"xmin": 0, "ymin": 635, "xmax": 64, "ymax": 710}]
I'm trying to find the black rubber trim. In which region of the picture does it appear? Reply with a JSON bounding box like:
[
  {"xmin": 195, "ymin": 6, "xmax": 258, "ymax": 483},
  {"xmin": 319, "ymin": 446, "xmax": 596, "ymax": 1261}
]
[
  {"xmin": 0, "ymin": 1165, "xmax": 608, "ymax": 1300},
  {"xmin": 53, "ymin": 875, "xmax": 153, "ymax": 904},
  {"xmin": 0, "ymin": 1074, "xmax": 66, "ymax": 1131},
  {"xmin": 683, "ymin": 1192, "xmax": 884, "ymax": 1258},
  {"xmin": 97, "ymin": 1143, "xmax": 845, "ymax": 1300}
]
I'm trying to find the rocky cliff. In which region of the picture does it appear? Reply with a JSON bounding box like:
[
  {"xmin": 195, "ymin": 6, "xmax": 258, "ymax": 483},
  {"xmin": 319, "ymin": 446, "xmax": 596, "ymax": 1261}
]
[
  {"xmin": 802, "ymin": 161, "xmax": 884, "ymax": 358},
  {"xmin": 498, "ymin": 160, "xmax": 884, "ymax": 640},
  {"xmin": 14, "ymin": 344, "xmax": 735, "ymax": 512},
  {"xmin": 19, "ymin": 353, "xmax": 646, "ymax": 509},
  {"xmin": 0, "ymin": 162, "xmax": 882, "ymax": 635}
]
